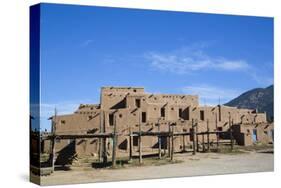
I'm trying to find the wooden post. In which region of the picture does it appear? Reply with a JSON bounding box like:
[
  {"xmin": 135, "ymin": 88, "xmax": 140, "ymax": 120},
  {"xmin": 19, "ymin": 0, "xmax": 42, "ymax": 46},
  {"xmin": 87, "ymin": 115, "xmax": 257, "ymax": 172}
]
[
  {"xmin": 101, "ymin": 111, "xmax": 107, "ymax": 163},
  {"xmin": 138, "ymin": 110, "xmax": 143, "ymax": 164},
  {"xmin": 192, "ymin": 119, "xmax": 196, "ymax": 155},
  {"xmin": 99, "ymin": 111, "xmax": 103, "ymax": 162},
  {"xmin": 112, "ymin": 115, "xmax": 117, "ymax": 168},
  {"xmin": 215, "ymin": 113, "xmax": 219, "ymax": 149},
  {"xmin": 182, "ymin": 134, "xmax": 185, "ymax": 152},
  {"xmin": 196, "ymin": 121, "xmax": 199, "ymax": 152},
  {"xmin": 230, "ymin": 119, "xmax": 234, "ymax": 151},
  {"xmin": 51, "ymin": 108, "xmax": 57, "ymax": 172},
  {"xmin": 168, "ymin": 123, "xmax": 171, "ymax": 157},
  {"xmin": 129, "ymin": 127, "xmax": 133, "ymax": 161},
  {"xmin": 228, "ymin": 114, "xmax": 233, "ymax": 151},
  {"xmin": 171, "ymin": 123, "xmax": 174, "ymax": 161},
  {"xmin": 207, "ymin": 119, "xmax": 210, "ymax": 152},
  {"xmin": 202, "ymin": 133, "xmax": 205, "ymax": 152},
  {"xmin": 158, "ymin": 121, "xmax": 161, "ymax": 159}
]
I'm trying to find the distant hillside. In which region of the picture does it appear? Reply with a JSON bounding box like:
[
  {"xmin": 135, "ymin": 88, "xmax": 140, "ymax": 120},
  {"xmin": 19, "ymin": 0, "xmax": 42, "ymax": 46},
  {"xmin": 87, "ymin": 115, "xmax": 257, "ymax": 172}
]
[{"xmin": 225, "ymin": 85, "xmax": 274, "ymax": 121}]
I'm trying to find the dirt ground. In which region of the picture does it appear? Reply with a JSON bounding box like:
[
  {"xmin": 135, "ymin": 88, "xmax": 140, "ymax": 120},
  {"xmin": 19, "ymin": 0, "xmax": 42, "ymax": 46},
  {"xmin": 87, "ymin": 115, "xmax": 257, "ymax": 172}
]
[{"xmin": 37, "ymin": 148, "xmax": 274, "ymax": 186}]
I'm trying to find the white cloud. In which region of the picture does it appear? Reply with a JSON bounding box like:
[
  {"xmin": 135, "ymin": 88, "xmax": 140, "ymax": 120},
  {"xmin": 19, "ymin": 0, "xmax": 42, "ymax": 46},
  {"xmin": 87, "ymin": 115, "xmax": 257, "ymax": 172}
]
[
  {"xmin": 182, "ymin": 84, "xmax": 242, "ymax": 106},
  {"xmin": 80, "ymin": 39, "xmax": 94, "ymax": 47},
  {"xmin": 145, "ymin": 46, "xmax": 250, "ymax": 74}
]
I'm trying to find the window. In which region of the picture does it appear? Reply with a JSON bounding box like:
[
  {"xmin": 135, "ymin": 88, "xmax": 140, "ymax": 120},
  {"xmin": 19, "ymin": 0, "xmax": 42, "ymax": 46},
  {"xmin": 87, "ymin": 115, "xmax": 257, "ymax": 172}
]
[
  {"xmin": 88, "ymin": 115, "xmax": 93, "ymax": 121},
  {"xmin": 109, "ymin": 114, "xmax": 114, "ymax": 126},
  {"xmin": 179, "ymin": 108, "xmax": 182, "ymax": 119},
  {"xmin": 55, "ymin": 139, "xmax": 61, "ymax": 143},
  {"xmin": 135, "ymin": 99, "xmax": 141, "ymax": 108},
  {"xmin": 61, "ymin": 120, "xmax": 66, "ymax": 124},
  {"xmin": 119, "ymin": 114, "xmax": 122, "ymax": 118},
  {"xmin": 161, "ymin": 108, "xmax": 165, "ymax": 117},
  {"xmin": 186, "ymin": 107, "xmax": 190, "ymax": 120},
  {"xmin": 133, "ymin": 136, "xmax": 138, "ymax": 146},
  {"xmin": 141, "ymin": 112, "xmax": 146, "ymax": 123},
  {"xmin": 200, "ymin": 110, "xmax": 205, "ymax": 121}
]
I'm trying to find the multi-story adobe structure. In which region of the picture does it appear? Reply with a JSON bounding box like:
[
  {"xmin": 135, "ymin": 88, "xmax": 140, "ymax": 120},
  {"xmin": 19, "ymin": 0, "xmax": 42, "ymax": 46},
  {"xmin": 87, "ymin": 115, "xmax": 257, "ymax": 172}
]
[{"xmin": 49, "ymin": 87, "xmax": 273, "ymax": 159}]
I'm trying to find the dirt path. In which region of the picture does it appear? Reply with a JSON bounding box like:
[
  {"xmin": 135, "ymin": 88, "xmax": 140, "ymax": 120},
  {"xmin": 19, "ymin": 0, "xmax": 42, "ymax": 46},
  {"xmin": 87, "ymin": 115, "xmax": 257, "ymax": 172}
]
[{"xmin": 40, "ymin": 151, "xmax": 273, "ymax": 185}]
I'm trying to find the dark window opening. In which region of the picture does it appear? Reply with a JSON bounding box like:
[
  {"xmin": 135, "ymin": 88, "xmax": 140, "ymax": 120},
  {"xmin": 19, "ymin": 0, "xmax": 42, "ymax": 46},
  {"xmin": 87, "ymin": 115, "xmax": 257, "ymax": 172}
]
[
  {"xmin": 179, "ymin": 108, "xmax": 183, "ymax": 119},
  {"xmin": 200, "ymin": 110, "xmax": 205, "ymax": 121},
  {"xmin": 186, "ymin": 107, "xmax": 190, "ymax": 120},
  {"xmin": 133, "ymin": 136, "xmax": 138, "ymax": 146},
  {"xmin": 161, "ymin": 108, "xmax": 165, "ymax": 117},
  {"xmin": 109, "ymin": 114, "xmax": 114, "ymax": 126},
  {"xmin": 135, "ymin": 99, "xmax": 141, "ymax": 108},
  {"xmin": 141, "ymin": 112, "xmax": 146, "ymax": 123},
  {"xmin": 61, "ymin": 120, "xmax": 66, "ymax": 124}
]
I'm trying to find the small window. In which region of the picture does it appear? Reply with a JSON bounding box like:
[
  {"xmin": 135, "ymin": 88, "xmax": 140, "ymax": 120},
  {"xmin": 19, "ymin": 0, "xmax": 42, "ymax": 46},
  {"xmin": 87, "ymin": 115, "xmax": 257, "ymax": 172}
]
[
  {"xmin": 161, "ymin": 108, "xmax": 165, "ymax": 117},
  {"xmin": 179, "ymin": 108, "xmax": 183, "ymax": 119},
  {"xmin": 119, "ymin": 114, "xmax": 122, "ymax": 118},
  {"xmin": 186, "ymin": 107, "xmax": 190, "ymax": 120},
  {"xmin": 61, "ymin": 120, "xmax": 66, "ymax": 124},
  {"xmin": 55, "ymin": 139, "xmax": 61, "ymax": 143},
  {"xmin": 133, "ymin": 136, "xmax": 138, "ymax": 146},
  {"xmin": 200, "ymin": 110, "xmax": 205, "ymax": 121},
  {"xmin": 171, "ymin": 107, "xmax": 174, "ymax": 110},
  {"xmin": 133, "ymin": 89, "xmax": 137, "ymax": 92},
  {"xmin": 135, "ymin": 99, "xmax": 141, "ymax": 108},
  {"xmin": 109, "ymin": 114, "xmax": 114, "ymax": 126},
  {"xmin": 141, "ymin": 112, "xmax": 146, "ymax": 123}
]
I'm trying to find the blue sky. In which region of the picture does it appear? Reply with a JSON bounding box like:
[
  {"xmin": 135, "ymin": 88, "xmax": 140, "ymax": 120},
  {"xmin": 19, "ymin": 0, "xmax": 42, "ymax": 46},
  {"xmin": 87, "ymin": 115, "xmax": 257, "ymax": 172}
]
[{"xmin": 38, "ymin": 3, "xmax": 273, "ymax": 131}]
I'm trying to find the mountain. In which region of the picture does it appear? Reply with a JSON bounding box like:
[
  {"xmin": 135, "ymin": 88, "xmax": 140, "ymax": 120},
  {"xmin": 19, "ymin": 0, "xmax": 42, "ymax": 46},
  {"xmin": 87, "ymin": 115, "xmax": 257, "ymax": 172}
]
[{"xmin": 225, "ymin": 85, "xmax": 274, "ymax": 121}]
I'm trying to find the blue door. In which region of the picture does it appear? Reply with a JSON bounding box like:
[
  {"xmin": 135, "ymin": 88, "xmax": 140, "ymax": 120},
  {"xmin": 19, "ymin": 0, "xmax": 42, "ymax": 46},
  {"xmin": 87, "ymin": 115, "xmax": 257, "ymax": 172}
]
[{"xmin": 252, "ymin": 129, "xmax": 257, "ymax": 142}]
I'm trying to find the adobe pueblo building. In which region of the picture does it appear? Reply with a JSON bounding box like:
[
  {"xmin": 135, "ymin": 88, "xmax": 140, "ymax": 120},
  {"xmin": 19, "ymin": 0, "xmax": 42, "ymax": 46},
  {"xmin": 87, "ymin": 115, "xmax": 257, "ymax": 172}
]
[{"xmin": 48, "ymin": 87, "xmax": 273, "ymax": 160}]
